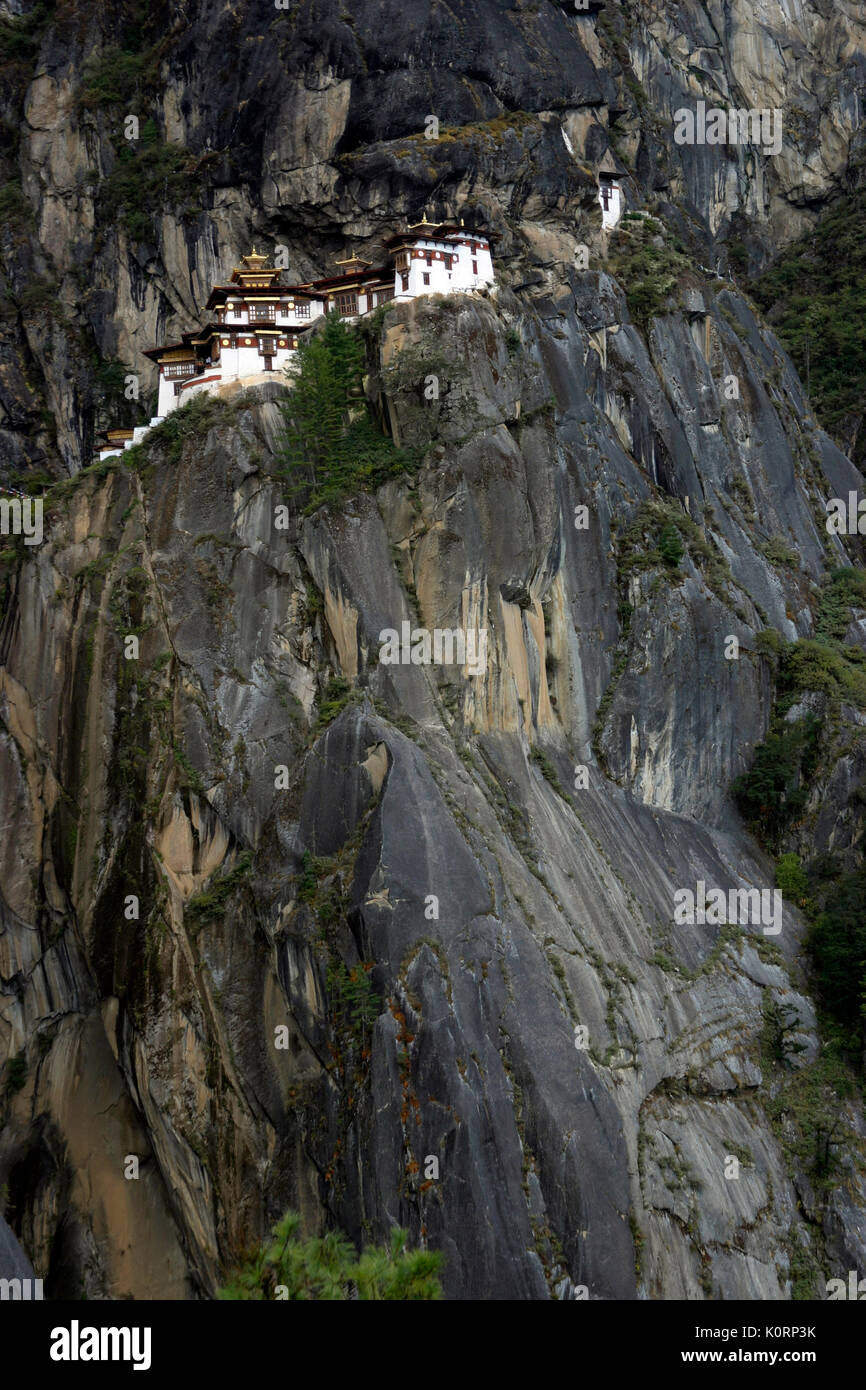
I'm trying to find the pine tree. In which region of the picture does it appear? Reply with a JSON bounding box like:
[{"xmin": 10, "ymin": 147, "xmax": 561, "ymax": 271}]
[
  {"xmin": 218, "ymin": 1211, "xmax": 443, "ymax": 1300},
  {"xmin": 278, "ymin": 313, "xmax": 413, "ymax": 510},
  {"xmin": 658, "ymin": 521, "xmax": 684, "ymax": 567},
  {"xmin": 810, "ymin": 868, "xmax": 866, "ymax": 1036}
]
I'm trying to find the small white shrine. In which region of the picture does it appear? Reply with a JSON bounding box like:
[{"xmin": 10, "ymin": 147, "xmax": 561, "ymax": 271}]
[
  {"xmin": 598, "ymin": 173, "xmax": 622, "ymax": 230},
  {"xmin": 386, "ymin": 216, "xmax": 495, "ymax": 298},
  {"xmin": 96, "ymin": 219, "xmax": 497, "ymax": 460}
]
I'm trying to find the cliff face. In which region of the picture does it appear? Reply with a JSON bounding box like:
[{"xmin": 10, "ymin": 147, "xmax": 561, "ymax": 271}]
[
  {"xmin": 2, "ymin": 0, "xmax": 866, "ymax": 1300},
  {"xmin": 2, "ymin": 0, "xmax": 864, "ymax": 474}
]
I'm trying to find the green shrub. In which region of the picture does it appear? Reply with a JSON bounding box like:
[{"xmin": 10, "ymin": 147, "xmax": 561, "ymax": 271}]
[
  {"xmin": 592, "ymin": 599, "xmax": 632, "ymax": 771},
  {"xmin": 145, "ymin": 393, "xmax": 233, "ymax": 463},
  {"xmin": 78, "ymin": 47, "xmax": 150, "ymax": 108},
  {"xmin": 605, "ymin": 216, "xmax": 692, "ymax": 326},
  {"xmin": 18, "ymin": 274, "xmax": 60, "ymax": 319},
  {"xmin": 92, "ymin": 358, "xmax": 138, "ymax": 425},
  {"xmin": 504, "ymin": 326, "xmax": 522, "ymax": 357},
  {"xmin": 297, "ymin": 849, "xmax": 318, "ymax": 904},
  {"xmin": 218, "ymin": 1211, "xmax": 442, "ymax": 1300},
  {"xmin": 185, "ymin": 852, "xmax": 253, "ymax": 934},
  {"xmin": 734, "ymin": 563, "xmax": 866, "ymax": 1051},
  {"xmin": 616, "ymin": 499, "xmax": 732, "ymax": 600},
  {"xmin": 781, "ymin": 639, "xmax": 866, "ymax": 708},
  {"xmin": 723, "ymin": 1139, "xmax": 754, "ymax": 1167},
  {"xmin": 814, "ymin": 569, "xmax": 866, "ymax": 642},
  {"xmin": 76, "ymin": 32, "xmax": 174, "ymax": 111},
  {"xmin": 0, "ymin": 182, "xmax": 31, "ymax": 226},
  {"xmin": 719, "ymin": 301, "xmax": 749, "ymax": 342},
  {"xmin": 750, "ymin": 191, "xmax": 866, "ymax": 464},
  {"xmin": 761, "ymin": 536, "xmax": 799, "ymax": 569},
  {"xmin": 98, "ymin": 138, "xmax": 196, "ymax": 241},
  {"xmin": 731, "ymin": 715, "xmax": 822, "ymax": 847},
  {"xmin": 728, "ymin": 241, "xmax": 748, "ymax": 273},
  {"xmin": 776, "ymin": 852, "xmax": 809, "ymax": 904},
  {"xmin": 0, "ymin": 1, "xmax": 51, "ymax": 69},
  {"xmin": 730, "ymin": 475, "xmax": 755, "ymax": 516},
  {"xmin": 756, "ymin": 628, "xmax": 784, "ymax": 659},
  {"xmin": 3, "ymin": 1052, "xmax": 26, "ymax": 1096},
  {"xmin": 314, "ymin": 675, "xmax": 354, "ymax": 732},
  {"xmin": 764, "ymin": 1041, "xmax": 855, "ymax": 1191}
]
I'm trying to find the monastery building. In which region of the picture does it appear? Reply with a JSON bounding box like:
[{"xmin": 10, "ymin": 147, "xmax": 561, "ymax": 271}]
[{"xmin": 97, "ymin": 216, "xmax": 496, "ymax": 460}]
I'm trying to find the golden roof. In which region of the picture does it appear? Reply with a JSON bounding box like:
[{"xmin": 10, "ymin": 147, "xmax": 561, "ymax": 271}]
[{"xmin": 231, "ymin": 247, "xmax": 278, "ymax": 279}]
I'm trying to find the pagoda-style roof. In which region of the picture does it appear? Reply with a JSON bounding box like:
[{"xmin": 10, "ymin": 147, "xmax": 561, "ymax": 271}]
[
  {"xmin": 310, "ymin": 264, "xmax": 393, "ymax": 292},
  {"xmin": 101, "ymin": 427, "xmax": 135, "ymax": 442},
  {"xmin": 186, "ymin": 321, "xmax": 224, "ymax": 345},
  {"xmin": 385, "ymin": 224, "xmax": 455, "ymax": 249},
  {"xmin": 204, "ymin": 282, "xmax": 324, "ymax": 311},
  {"xmin": 408, "ymin": 212, "xmax": 451, "ymax": 232},
  {"xmin": 224, "ymin": 247, "xmax": 284, "ymax": 291},
  {"xmin": 141, "ymin": 339, "xmax": 198, "ymax": 364},
  {"xmin": 334, "ymin": 254, "xmax": 371, "ymax": 272},
  {"xmin": 383, "ymin": 216, "xmax": 494, "ymax": 250},
  {"xmin": 144, "ymin": 321, "xmax": 234, "ymax": 360}
]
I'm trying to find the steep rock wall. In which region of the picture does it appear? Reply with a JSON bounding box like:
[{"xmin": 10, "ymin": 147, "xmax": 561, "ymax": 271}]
[{"xmin": 2, "ymin": 276, "xmax": 865, "ymax": 1296}]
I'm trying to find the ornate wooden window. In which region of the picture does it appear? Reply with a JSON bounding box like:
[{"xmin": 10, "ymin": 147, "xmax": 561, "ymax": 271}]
[
  {"xmin": 336, "ymin": 292, "xmax": 358, "ymax": 316},
  {"xmin": 249, "ymin": 303, "xmax": 274, "ymax": 321},
  {"xmin": 162, "ymin": 361, "xmax": 196, "ymax": 379},
  {"xmin": 293, "ymin": 301, "xmax": 311, "ymax": 318}
]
